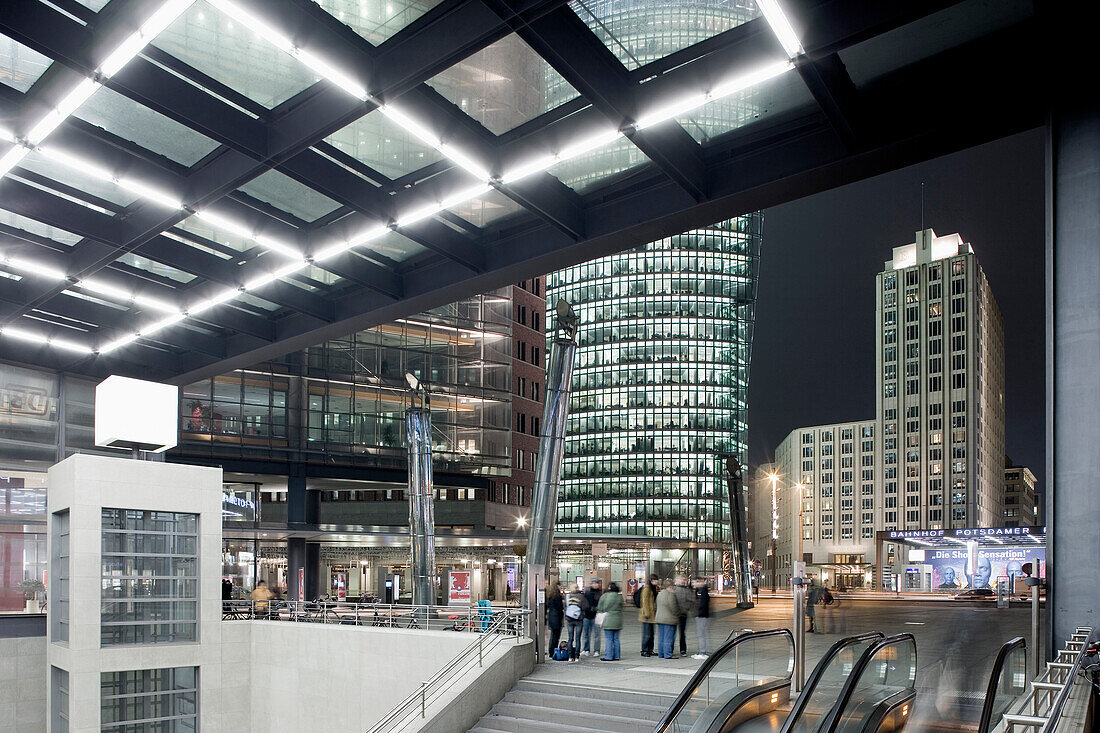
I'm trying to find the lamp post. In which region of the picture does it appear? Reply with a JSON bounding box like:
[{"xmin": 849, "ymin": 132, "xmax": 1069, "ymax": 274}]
[
  {"xmin": 769, "ymin": 472, "xmax": 779, "ymax": 590},
  {"xmin": 795, "ymin": 482, "xmax": 805, "ymax": 573}
]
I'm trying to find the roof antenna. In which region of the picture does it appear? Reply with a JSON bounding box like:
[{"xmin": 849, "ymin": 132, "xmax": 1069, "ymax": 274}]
[{"xmin": 920, "ymin": 181, "xmax": 925, "ymax": 236}]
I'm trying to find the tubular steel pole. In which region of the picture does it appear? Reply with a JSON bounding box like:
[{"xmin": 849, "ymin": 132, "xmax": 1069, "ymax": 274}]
[
  {"xmin": 406, "ymin": 405, "xmax": 436, "ymax": 609},
  {"xmin": 526, "ymin": 335, "xmax": 578, "ymax": 573},
  {"xmin": 724, "ymin": 457, "xmax": 754, "ymax": 608}
]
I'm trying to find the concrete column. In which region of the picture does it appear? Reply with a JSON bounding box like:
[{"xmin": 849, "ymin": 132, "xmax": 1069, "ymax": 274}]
[
  {"xmin": 287, "ymin": 538, "xmax": 306, "ymax": 602},
  {"xmin": 306, "ymin": 542, "xmax": 321, "ymax": 600},
  {"xmin": 286, "ymin": 470, "xmax": 317, "ymax": 525},
  {"xmin": 1048, "ymin": 96, "xmax": 1100, "ymax": 650}
]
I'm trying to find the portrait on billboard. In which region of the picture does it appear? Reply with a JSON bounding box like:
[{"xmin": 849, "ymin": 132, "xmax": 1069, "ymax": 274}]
[{"xmin": 929, "ymin": 547, "xmax": 1045, "ymax": 591}]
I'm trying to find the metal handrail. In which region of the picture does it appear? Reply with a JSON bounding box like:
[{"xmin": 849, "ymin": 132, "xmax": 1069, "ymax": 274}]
[
  {"xmin": 999, "ymin": 626, "xmax": 1094, "ymax": 732},
  {"xmin": 1037, "ymin": 628, "xmax": 1093, "ymax": 733},
  {"xmin": 652, "ymin": 628, "xmax": 795, "ymax": 733},
  {"xmin": 367, "ymin": 607, "xmax": 530, "ymax": 733},
  {"xmin": 779, "ymin": 632, "xmax": 885, "ymax": 733},
  {"xmin": 978, "ymin": 636, "xmax": 1026, "ymax": 733},
  {"xmin": 221, "ymin": 599, "xmax": 512, "ymax": 631},
  {"xmin": 818, "ymin": 633, "xmax": 917, "ymax": 733}
]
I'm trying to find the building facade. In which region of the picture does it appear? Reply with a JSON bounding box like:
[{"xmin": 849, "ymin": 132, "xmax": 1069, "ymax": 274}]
[
  {"xmin": 1003, "ymin": 462, "xmax": 1038, "ymax": 527},
  {"xmin": 757, "ymin": 420, "xmax": 879, "ymax": 589},
  {"xmin": 486, "ymin": 277, "xmax": 546, "ymax": 516},
  {"xmin": 875, "ymin": 229, "xmax": 1005, "ymax": 531},
  {"xmin": 547, "ymin": 0, "xmax": 766, "ymax": 577}
]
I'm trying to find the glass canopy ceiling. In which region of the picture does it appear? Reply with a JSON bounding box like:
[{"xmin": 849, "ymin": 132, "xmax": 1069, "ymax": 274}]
[{"xmin": 0, "ymin": 0, "xmax": 1035, "ymax": 378}]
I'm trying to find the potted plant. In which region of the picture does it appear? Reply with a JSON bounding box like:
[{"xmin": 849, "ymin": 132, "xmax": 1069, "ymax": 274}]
[{"xmin": 18, "ymin": 579, "xmax": 45, "ymax": 613}]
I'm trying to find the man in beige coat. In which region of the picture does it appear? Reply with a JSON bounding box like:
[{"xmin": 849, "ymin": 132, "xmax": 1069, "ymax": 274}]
[{"xmin": 637, "ymin": 574, "xmax": 659, "ymax": 657}]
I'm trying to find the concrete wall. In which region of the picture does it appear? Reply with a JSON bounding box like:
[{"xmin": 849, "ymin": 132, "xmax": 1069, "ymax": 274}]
[
  {"xmin": 241, "ymin": 621, "xmax": 516, "ymax": 732},
  {"xmin": 0, "ymin": 635, "xmax": 47, "ymax": 732},
  {"xmin": 417, "ymin": 639, "xmax": 534, "ymax": 733}
]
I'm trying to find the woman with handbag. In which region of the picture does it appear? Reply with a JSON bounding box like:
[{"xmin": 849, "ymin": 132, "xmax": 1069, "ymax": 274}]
[{"xmin": 597, "ymin": 582, "xmax": 624, "ymax": 661}]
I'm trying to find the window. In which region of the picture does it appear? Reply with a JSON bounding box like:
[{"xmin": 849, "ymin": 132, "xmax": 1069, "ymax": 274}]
[
  {"xmin": 905, "ymin": 270, "xmax": 919, "ymax": 286},
  {"xmin": 101, "ymin": 509, "xmax": 198, "ymax": 646},
  {"xmin": 802, "ymin": 446, "xmax": 814, "ymax": 458},
  {"xmin": 928, "ymin": 303, "xmax": 942, "ymax": 317},
  {"xmin": 101, "ymin": 667, "xmax": 198, "ymax": 732},
  {"xmin": 951, "ymin": 315, "xmax": 966, "ymax": 333},
  {"xmin": 951, "ymin": 297, "xmax": 966, "ymax": 314},
  {"xmin": 884, "ymin": 329, "xmax": 896, "ymax": 345},
  {"xmin": 531, "ymin": 383, "xmax": 539, "ymax": 402},
  {"xmin": 862, "ymin": 425, "xmax": 874, "ymax": 437},
  {"xmin": 884, "ymin": 384, "xmax": 896, "ymax": 398},
  {"xmin": 51, "ymin": 511, "xmax": 70, "ymax": 644},
  {"xmin": 906, "ymin": 510, "xmax": 920, "ymax": 523},
  {"xmin": 802, "ymin": 432, "xmax": 814, "ymax": 444},
  {"xmin": 952, "ymin": 373, "xmax": 967, "ymax": 389},
  {"xmin": 928, "ymin": 320, "xmax": 942, "ymax": 338},
  {"xmin": 52, "ymin": 667, "xmax": 69, "ymax": 732},
  {"xmin": 861, "ymin": 527, "xmax": 874, "ymax": 538},
  {"xmin": 884, "ymin": 273, "xmax": 897, "ymax": 290},
  {"xmin": 883, "ymin": 310, "xmax": 897, "ymax": 326},
  {"xmin": 906, "ymin": 342, "xmax": 919, "ymax": 358},
  {"xmin": 929, "ymin": 375, "xmax": 942, "ymax": 392},
  {"xmin": 906, "ymin": 379, "xmax": 919, "ymax": 395},
  {"xmin": 906, "ymin": 325, "xmax": 919, "ymax": 341},
  {"xmin": 906, "ymin": 306, "xmax": 919, "ymax": 322}
]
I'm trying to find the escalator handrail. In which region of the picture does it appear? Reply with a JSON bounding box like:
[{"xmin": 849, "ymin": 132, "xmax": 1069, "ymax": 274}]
[
  {"xmin": 977, "ymin": 636, "xmax": 1026, "ymax": 733},
  {"xmin": 818, "ymin": 633, "xmax": 917, "ymax": 733},
  {"xmin": 653, "ymin": 628, "xmax": 795, "ymax": 733},
  {"xmin": 779, "ymin": 632, "xmax": 886, "ymax": 733}
]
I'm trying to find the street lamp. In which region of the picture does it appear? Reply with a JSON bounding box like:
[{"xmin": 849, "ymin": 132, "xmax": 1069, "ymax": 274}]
[
  {"xmin": 770, "ymin": 473, "xmax": 778, "ymax": 589},
  {"xmin": 795, "ymin": 482, "xmax": 805, "ymax": 569}
]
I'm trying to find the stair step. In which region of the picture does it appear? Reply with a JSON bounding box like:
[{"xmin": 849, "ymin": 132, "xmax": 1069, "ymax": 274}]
[
  {"xmin": 515, "ymin": 678, "xmax": 678, "ymax": 706},
  {"xmin": 485, "ymin": 701, "xmax": 653, "ymax": 733},
  {"xmin": 469, "ymin": 719, "xmax": 620, "ymax": 733},
  {"xmin": 502, "ymin": 689, "xmax": 670, "ymax": 721}
]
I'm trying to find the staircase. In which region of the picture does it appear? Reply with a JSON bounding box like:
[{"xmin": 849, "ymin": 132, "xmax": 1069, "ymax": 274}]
[{"xmin": 469, "ymin": 678, "xmax": 677, "ymax": 733}]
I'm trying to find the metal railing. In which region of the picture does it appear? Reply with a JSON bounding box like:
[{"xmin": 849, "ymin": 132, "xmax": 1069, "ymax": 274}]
[
  {"xmin": 999, "ymin": 626, "xmax": 1094, "ymax": 732},
  {"xmin": 366, "ymin": 607, "xmax": 531, "ymax": 733},
  {"xmin": 979, "ymin": 637, "xmax": 1027, "ymax": 733},
  {"xmin": 653, "ymin": 628, "xmax": 795, "ymax": 733},
  {"xmin": 222, "ymin": 599, "xmax": 524, "ymax": 635}
]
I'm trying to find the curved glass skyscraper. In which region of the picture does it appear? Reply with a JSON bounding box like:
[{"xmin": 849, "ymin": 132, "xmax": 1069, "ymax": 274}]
[{"xmin": 547, "ymin": 0, "xmax": 764, "ymax": 574}]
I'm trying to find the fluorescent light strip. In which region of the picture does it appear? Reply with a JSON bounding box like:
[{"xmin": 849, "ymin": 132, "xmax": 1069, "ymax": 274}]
[
  {"xmin": 207, "ymin": 0, "xmax": 366, "ymax": 100},
  {"xmin": 3, "ymin": 0, "xmax": 196, "ymax": 181},
  {"xmin": 635, "ymin": 59, "xmax": 793, "ymax": 130},
  {"xmin": 194, "ymin": 210, "xmax": 303, "ymax": 259},
  {"xmin": 36, "ymin": 145, "xmax": 183, "ymax": 209},
  {"xmin": 756, "ymin": 0, "xmax": 805, "ymax": 58},
  {"xmin": 502, "ymin": 60, "xmax": 793, "ymax": 182},
  {"xmin": 2, "ymin": 256, "xmax": 67, "ymax": 281},
  {"xmin": 0, "ymin": 325, "xmax": 93, "ymax": 354}
]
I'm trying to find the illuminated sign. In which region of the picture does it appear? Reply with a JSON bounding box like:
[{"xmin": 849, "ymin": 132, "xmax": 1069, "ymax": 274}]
[
  {"xmin": 222, "ymin": 492, "xmax": 257, "ymax": 522},
  {"xmin": 886, "ymin": 526, "xmax": 1044, "ymax": 540}
]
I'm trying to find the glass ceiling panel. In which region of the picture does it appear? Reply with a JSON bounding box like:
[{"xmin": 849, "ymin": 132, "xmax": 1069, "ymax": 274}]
[
  {"xmin": 547, "ymin": 135, "xmax": 648, "ymax": 193},
  {"xmin": 448, "ymin": 189, "xmax": 523, "ymax": 228},
  {"xmin": 0, "ymin": 35, "xmax": 52, "ymax": 92},
  {"xmin": 313, "ymin": 0, "xmax": 444, "ymax": 45},
  {"xmin": 18, "ymin": 149, "xmax": 140, "ymax": 208},
  {"xmin": 153, "ymin": 1, "xmax": 320, "ymax": 109},
  {"xmin": 675, "ymin": 68, "xmax": 811, "ymax": 143},
  {"xmin": 174, "ymin": 215, "xmax": 253, "ymax": 254},
  {"xmin": 73, "ymin": 86, "xmax": 221, "ymax": 167},
  {"xmin": 238, "ymin": 169, "xmax": 341, "ymax": 222},
  {"xmin": 362, "ymin": 230, "xmax": 427, "ymax": 262},
  {"xmin": 0, "ymin": 209, "xmax": 83, "ymax": 246},
  {"xmin": 426, "ymin": 34, "xmax": 580, "ymax": 136},
  {"xmin": 115, "ymin": 252, "xmax": 196, "ymax": 283},
  {"xmin": 325, "ymin": 109, "xmax": 444, "ymax": 179},
  {"xmin": 73, "ymin": 1, "xmax": 110, "ymax": 10},
  {"xmin": 300, "ymin": 264, "xmax": 341, "ymax": 286},
  {"xmin": 569, "ymin": 0, "xmax": 760, "ymax": 71}
]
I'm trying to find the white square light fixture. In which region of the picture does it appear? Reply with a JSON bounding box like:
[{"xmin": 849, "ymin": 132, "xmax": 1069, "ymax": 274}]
[{"xmin": 94, "ymin": 376, "xmax": 179, "ymax": 452}]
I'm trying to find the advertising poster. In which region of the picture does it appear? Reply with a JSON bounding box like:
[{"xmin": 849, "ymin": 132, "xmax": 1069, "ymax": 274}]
[
  {"xmin": 297, "ymin": 567, "xmax": 304, "ymax": 602},
  {"xmin": 336, "ymin": 572, "xmax": 347, "ymax": 601},
  {"xmin": 449, "ymin": 571, "xmax": 471, "ymax": 605},
  {"xmin": 929, "ymin": 547, "xmax": 1045, "ymax": 590}
]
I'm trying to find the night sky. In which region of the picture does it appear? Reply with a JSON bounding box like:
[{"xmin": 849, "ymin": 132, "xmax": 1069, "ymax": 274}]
[{"xmin": 748, "ymin": 128, "xmax": 1046, "ymax": 486}]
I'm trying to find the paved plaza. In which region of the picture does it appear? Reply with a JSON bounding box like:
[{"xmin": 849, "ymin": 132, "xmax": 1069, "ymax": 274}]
[{"xmin": 530, "ymin": 595, "xmax": 1042, "ymax": 729}]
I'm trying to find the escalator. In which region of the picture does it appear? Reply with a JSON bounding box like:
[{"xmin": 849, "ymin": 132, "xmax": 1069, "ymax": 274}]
[{"xmin": 653, "ymin": 631, "xmax": 917, "ymax": 733}]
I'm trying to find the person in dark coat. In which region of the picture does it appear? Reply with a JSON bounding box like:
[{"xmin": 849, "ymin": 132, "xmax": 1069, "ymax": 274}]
[
  {"xmin": 545, "ymin": 581, "xmax": 565, "ymax": 656},
  {"xmin": 692, "ymin": 580, "xmax": 712, "ymax": 658},
  {"xmin": 582, "ymin": 578, "xmax": 603, "ymax": 657}
]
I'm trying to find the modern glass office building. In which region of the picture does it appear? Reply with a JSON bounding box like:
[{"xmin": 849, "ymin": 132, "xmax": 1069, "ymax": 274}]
[{"xmin": 547, "ymin": 0, "xmax": 765, "ymax": 574}]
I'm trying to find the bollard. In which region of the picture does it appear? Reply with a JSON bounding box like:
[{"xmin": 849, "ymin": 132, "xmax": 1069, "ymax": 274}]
[
  {"xmin": 1026, "ymin": 574, "xmax": 1042, "ymax": 678},
  {"xmin": 792, "ymin": 576, "xmax": 806, "ymax": 692}
]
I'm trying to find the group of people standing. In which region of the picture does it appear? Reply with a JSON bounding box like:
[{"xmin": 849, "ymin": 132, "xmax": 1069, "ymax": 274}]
[
  {"xmin": 545, "ymin": 575, "xmax": 712, "ymax": 662},
  {"xmin": 638, "ymin": 575, "xmax": 711, "ymax": 659},
  {"xmin": 546, "ymin": 578, "xmax": 625, "ymax": 662}
]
